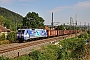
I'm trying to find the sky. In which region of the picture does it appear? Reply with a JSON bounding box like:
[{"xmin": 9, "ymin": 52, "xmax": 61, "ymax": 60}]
[{"xmin": 0, "ymin": 0, "xmax": 90, "ymax": 25}]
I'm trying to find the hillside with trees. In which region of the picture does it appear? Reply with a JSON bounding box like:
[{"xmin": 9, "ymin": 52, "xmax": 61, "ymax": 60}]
[
  {"xmin": 0, "ymin": 7, "xmax": 23, "ymax": 30},
  {"xmin": 0, "ymin": 7, "xmax": 23, "ymax": 23},
  {"xmin": 0, "ymin": 7, "xmax": 45, "ymax": 30}
]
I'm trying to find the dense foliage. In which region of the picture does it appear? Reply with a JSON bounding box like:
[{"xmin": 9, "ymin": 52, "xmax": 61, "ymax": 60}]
[
  {"xmin": 0, "ymin": 7, "xmax": 23, "ymax": 23},
  {"xmin": 22, "ymin": 12, "xmax": 45, "ymax": 28},
  {"xmin": 87, "ymin": 29, "xmax": 90, "ymax": 34},
  {"xmin": 17, "ymin": 45, "xmax": 59, "ymax": 60},
  {"xmin": 56, "ymin": 24, "xmax": 65, "ymax": 30},
  {"xmin": 16, "ymin": 38, "xmax": 87, "ymax": 60},
  {"xmin": 56, "ymin": 24, "xmax": 80, "ymax": 30},
  {"xmin": 0, "ymin": 33, "xmax": 9, "ymax": 45},
  {"xmin": 0, "ymin": 33, "xmax": 5, "ymax": 40},
  {"xmin": 7, "ymin": 32, "xmax": 16, "ymax": 43},
  {"xmin": 58, "ymin": 38, "xmax": 85, "ymax": 60},
  {"xmin": 0, "ymin": 7, "xmax": 23, "ymax": 31},
  {"xmin": 78, "ymin": 32, "xmax": 89, "ymax": 38},
  {"xmin": 0, "ymin": 56, "xmax": 12, "ymax": 60}
]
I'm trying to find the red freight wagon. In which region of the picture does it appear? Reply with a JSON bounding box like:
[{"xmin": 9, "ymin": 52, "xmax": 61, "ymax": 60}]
[
  {"xmin": 71, "ymin": 30, "xmax": 74, "ymax": 34},
  {"xmin": 77, "ymin": 30, "xmax": 80, "ymax": 33},
  {"xmin": 73, "ymin": 30, "xmax": 80, "ymax": 34},
  {"xmin": 69, "ymin": 30, "xmax": 74, "ymax": 34},
  {"xmin": 68, "ymin": 30, "xmax": 71, "ymax": 34},
  {"xmin": 57, "ymin": 30, "xmax": 63, "ymax": 36},
  {"xmin": 47, "ymin": 30, "xmax": 57, "ymax": 37},
  {"xmin": 73, "ymin": 30, "xmax": 76, "ymax": 34},
  {"xmin": 64, "ymin": 30, "xmax": 69, "ymax": 35}
]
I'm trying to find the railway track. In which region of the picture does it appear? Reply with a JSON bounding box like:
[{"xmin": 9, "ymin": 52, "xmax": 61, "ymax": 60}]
[
  {"xmin": 0, "ymin": 34, "xmax": 71, "ymax": 54},
  {"xmin": 0, "ymin": 33, "xmax": 80, "ymax": 58}
]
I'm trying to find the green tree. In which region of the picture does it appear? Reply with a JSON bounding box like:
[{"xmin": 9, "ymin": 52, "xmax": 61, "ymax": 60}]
[
  {"xmin": 22, "ymin": 12, "xmax": 45, "ymax": 28},
  {"xmin": 0, "ymin": 16, "xmax": 5, "ymax": 25},
  {"xmin": 56, "ymin": 24, "xmax": 65, "ymax": 30}
]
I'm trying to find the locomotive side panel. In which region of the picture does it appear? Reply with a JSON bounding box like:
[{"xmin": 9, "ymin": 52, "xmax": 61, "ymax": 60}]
[
  {"xmin": 34, "ymin": 29, "xmax": 47, "ymax": 38},
  {"xmin": 17, "ymin": 29, "xmax": 47, "ymax": 41}
]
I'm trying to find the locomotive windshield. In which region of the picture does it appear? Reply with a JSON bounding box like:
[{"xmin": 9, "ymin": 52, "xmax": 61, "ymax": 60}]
[{"xmin": 18, "ymin": 30, "xmax": 25, "ymax": 33}]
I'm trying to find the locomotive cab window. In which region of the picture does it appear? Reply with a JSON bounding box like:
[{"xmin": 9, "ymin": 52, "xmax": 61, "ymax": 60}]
[{"xmin": 18, "ymin": 30, "xmax": 25, "ymax": 33}]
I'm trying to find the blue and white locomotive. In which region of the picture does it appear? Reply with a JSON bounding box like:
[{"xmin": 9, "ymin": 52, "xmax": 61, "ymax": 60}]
[{"xmin": 17, "ymin": 29, "xmax": 47, "ymax": 41}]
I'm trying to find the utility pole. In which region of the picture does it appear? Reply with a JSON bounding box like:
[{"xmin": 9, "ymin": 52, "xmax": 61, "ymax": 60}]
[
  {"xmin": 80, "ymin": 22, "xmax": 81, "ymax": 28},
  {"xmin": 80, "ymin": 22, "xmax": 81, "ymax": 30},
  {"xmin": 72, "ymin": 19, "xmax": 74, "ymax": 29},
  {"xmin": 88, "ymin": 23, "xmax": 89, "ymax": 30},
  {"xmin": 70, "ymin": 17, "xmax": 72, "ymax": 30},
  {"xmin": 75, "ymin": 14, "xmax": 77, "ymax": 36},
  {"xmin": 75, "ymin": 14, "xmax": 77, "ymax": 26},
  {"xmin": 84, "ymin": 22, "xmax": 86, "ymax": 30},
  {"xmin": 51, "ymin": 12, "xmax": 54, "ymax": 29}
]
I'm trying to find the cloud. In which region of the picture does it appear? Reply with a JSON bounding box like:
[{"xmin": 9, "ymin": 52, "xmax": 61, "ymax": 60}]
[
  {"xmin": 0, "ymin": 0, "xmax": 35, "ymax": 4},
  {"xmin": 19, "ymin": 0, "xmax": 26, "ymax": 1},
  {"xmin": 50, "ymin": 1, "xmax": 90, "ymax": 12},
  {"xmin": 51, "ymin": 6, "xmax": 71, "ymax": 12},
  {"xmin": 73, "ymin": 1, "xmax": 90, "ymax": 10},
  {"xmin": 0, "ymin": 0, "xmax": 14, "ymax": 4},
  {"xmin": 18, "ymin": 0, "xmax": 36, "ymax": 2}
]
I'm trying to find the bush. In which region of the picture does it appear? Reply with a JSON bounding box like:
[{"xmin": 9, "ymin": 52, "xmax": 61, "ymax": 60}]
[
  {"xmin": 87, "ymin": 30, "xmax": 90, "ymax": 34},
  {"xmin": 0, "ymin": 40, "xmax": 10, "ymax": 45},
  {"xmin": 13, "ymin": 38, "xmax": 87, "ymax": 60},
  {"xmin": 0, "ymin": 56, "xmax": 12, "ymax": 60},
  {"xmin": 16, "ymin": 55, "xmax": 32, "ymax": 60},
  {"xmin": 78, "ymin": 32, "xmax": 89, "ymax": 38},
  {"xmin": 29, "ymin": 45, "xmax": 59, "ymax": 60},
  {"xmin": 7, "ymin": 32, "xmax": 16, "ymax": 43},
  {"xmin": 0, "ymin": 33, "xmax": 5, "ymax": 41},
  {"xmin": 59, "ymin": 38, "xmax": 85, "ymax": 60}
]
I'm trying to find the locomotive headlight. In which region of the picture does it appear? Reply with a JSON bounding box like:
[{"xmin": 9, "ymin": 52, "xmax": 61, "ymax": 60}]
[
  {"xmin": 21, "ymin": 34, "xmax": 24, "ymax": 38},
  {"xmin": 22, "ymin": 34, "xmax": 24, "ymax": 36},
  {"xmin": 17, "ymin": 34, "xmax": 19, "ymax": 36}
]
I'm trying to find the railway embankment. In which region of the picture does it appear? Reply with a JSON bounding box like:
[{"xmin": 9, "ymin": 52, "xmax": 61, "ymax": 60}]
[{"xmin": 0, "ymin": 33, "xmax": 82, "ymax": 58}]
